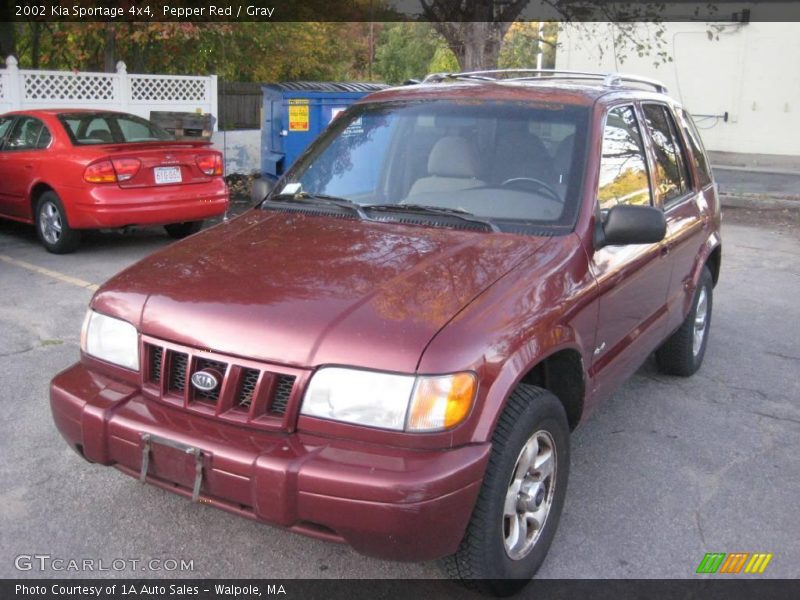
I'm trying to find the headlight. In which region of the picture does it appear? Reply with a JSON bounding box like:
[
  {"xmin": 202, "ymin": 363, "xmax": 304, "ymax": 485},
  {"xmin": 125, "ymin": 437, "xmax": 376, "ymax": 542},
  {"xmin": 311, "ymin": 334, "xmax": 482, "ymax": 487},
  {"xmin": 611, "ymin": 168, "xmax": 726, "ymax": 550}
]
[
  {"xmin": 300, "ymin": 367, "xmax": 476, "ymax": 432},
  {"xmin": 80, "ymin": 310, "xmax": 139, "ymax": 371}
]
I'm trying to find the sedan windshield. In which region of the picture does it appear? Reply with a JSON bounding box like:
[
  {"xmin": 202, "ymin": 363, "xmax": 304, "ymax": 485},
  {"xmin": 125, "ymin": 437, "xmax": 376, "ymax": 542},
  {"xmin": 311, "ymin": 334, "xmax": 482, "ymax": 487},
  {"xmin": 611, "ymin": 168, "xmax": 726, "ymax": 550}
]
[
  {"xmin": 280, "ymin": 100, "xmax": 589, "ymax": 232},
  {"xmin": 58, "ymin": 112, "xmax": 174, "ymax": 145}
]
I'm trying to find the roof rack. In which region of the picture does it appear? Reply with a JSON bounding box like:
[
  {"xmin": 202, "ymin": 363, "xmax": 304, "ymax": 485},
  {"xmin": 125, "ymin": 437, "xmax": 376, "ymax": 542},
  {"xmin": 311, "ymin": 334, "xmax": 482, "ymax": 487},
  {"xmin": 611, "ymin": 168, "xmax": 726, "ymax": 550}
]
[{"xmin": 422, "ymin": 69, "xmax": 668, "ymax": 94}]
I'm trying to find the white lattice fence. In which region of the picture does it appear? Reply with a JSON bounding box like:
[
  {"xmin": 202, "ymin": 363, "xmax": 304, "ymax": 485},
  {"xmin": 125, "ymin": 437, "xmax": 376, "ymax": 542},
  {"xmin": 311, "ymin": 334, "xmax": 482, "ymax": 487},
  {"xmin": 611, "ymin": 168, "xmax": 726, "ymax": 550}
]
[
  {"xmin": 1, "ymin": 56, "xmax": 217, "ymax": 127},
  {"xmin": 24, "ymin": 71, "xmax": 118, "ymax": 102},
  {"xmin": 130, "ymin": 75, "xmax": 209, "ymax": 102},
  {"xmin": 0, "ymin": 67, "xmax": 11, "ymax": 113}
]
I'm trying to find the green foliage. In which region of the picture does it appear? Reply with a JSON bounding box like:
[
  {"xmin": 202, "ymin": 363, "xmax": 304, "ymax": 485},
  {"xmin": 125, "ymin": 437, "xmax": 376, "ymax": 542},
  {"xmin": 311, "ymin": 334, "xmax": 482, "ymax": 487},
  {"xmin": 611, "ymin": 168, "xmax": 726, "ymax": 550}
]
[
  {"xmin": 498, "ymin": 22, "xmax": 558, "ymax": 70},
  {"xmin": 374, "ymin": 23, "xmax": 440, "ymax": 84},
  {"xmin": 9, "ymin": 22, "xmax": 375, "ymax": 82},
  {"xmin": 428, "ymin": 45, "xmax": 460, "ymax": 74}
]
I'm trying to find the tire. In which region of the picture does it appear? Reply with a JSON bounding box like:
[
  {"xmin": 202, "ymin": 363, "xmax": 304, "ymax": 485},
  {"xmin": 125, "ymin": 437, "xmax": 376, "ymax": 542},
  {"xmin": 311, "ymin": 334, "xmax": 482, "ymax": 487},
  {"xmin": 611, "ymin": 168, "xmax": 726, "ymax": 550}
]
[
  {"xmin": 655, "ymin": 265, "xmax": 713, "ymax": 376},
  {"xmin": 35, "ymin": 191, "xmax": 82, "ymax": 254},
  {"xmin": 443, "ymin": 384, "xmax": 570, "ymax": 596},
  {"xmin": 164, "ymin": 220, "xmax": 203, "ymax": 239}
]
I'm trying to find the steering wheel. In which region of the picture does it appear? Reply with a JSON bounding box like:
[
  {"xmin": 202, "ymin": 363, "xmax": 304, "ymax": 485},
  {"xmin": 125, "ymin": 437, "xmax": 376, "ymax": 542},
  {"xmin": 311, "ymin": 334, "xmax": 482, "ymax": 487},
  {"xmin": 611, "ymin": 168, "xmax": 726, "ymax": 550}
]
[{"xmin": 500, "ymin": 177, "xmax": 563, "ymax": 203}]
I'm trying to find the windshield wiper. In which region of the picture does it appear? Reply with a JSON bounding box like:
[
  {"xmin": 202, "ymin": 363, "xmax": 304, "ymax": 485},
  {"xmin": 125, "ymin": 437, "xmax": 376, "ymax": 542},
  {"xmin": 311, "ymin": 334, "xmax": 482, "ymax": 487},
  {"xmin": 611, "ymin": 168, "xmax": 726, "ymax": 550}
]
[
  {"xmin": 364, "ymin": 203, "xmax": 500, "ymax": 232},
  {"xmin": 268, "ymin": 192, "xmax": 370, "ymax": 220}
]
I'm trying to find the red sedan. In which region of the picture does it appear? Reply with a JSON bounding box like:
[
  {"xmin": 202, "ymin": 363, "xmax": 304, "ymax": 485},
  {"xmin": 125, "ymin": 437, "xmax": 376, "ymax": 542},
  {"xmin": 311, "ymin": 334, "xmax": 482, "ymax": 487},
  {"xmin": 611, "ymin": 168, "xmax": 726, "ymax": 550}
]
[{"xmin": 0, "ymin": 109, "xmax": 229, "ymax": 253}]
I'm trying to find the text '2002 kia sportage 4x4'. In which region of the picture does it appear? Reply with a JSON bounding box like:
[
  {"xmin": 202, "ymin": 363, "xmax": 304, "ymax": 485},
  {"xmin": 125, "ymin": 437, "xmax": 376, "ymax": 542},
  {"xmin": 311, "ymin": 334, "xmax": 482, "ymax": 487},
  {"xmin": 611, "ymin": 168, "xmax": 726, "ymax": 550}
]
[{"xmin": 50, "ymin": 70, "xmax": 721, "ymax": 594}]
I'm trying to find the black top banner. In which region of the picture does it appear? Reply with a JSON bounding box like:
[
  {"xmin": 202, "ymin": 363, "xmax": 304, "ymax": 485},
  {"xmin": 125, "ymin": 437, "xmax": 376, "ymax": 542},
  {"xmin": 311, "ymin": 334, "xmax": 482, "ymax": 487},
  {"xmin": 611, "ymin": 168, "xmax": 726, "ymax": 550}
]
[{"xmin": 1, "ymin": 1, "xmax": 799, "ymax": 22}]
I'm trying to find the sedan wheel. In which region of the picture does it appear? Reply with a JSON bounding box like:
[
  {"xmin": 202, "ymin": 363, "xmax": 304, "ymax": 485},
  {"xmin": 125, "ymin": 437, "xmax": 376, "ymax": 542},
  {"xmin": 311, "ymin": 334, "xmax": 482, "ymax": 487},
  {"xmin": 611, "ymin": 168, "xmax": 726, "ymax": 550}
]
[
  {"xmin": 39, "ymin": 200, "xmax": 63, "ymax": 246},
  {"xmin": 34, "ymin": 192, "xmax": 82, "ymax": 254}
]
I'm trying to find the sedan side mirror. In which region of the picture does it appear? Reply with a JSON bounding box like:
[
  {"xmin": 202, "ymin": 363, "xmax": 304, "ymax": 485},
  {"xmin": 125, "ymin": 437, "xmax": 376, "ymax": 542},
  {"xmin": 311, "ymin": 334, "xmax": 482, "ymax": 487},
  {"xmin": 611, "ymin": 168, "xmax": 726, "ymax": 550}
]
[
  {"xmin": 250, "ymin": 178, "xmax": 275, "ymax": 204},
  {"xmin": 595, "ymin": 204, "xmax": 666, "ymax": 249}
]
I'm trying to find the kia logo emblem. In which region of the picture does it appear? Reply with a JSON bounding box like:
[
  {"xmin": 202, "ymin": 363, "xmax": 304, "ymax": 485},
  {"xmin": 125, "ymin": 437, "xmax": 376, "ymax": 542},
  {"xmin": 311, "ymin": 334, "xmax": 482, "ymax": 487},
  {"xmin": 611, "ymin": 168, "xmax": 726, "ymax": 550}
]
[{"xmin": 191, "ymin": 370, "xmax": 219, "ymax": 392}]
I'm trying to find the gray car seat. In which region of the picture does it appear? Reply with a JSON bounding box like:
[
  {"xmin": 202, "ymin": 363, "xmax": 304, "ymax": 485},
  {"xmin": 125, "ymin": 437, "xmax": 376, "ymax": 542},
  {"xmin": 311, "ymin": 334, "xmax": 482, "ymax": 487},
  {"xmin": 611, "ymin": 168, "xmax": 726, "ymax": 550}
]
[{"xmin": 407, "ymin": 136, "xmax": 486, "ymax": 196}]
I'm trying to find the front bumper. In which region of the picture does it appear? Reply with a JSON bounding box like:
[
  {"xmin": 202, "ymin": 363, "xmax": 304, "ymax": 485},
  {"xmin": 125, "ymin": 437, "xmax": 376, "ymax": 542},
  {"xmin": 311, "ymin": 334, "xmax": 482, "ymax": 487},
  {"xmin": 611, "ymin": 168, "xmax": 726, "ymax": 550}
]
[{"xmin": 50, "ymin": 363, "xmax": 490, "ymax": 561}]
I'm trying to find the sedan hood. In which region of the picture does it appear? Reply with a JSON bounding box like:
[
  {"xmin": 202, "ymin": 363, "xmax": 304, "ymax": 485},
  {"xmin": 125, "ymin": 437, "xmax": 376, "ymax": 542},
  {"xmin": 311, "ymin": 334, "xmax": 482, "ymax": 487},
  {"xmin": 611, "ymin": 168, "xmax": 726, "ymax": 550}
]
[{"xmin": 93, "ymin": 210, "xmax": 548, "ymax": 372}]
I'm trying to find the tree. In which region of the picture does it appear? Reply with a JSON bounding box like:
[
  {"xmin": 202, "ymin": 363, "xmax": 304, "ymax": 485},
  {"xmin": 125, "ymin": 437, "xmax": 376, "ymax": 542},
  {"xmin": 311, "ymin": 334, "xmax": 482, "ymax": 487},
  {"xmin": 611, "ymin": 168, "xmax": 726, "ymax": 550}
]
[
  {"xmin": 498, "ymin": 21, "xmax": 558, "ymax": 69},
  {"xmin": 419, "ymin": 0, "xmax": 531, "ymax": 70},
  {"xmin": 374, "ymin": 23, "xmax": 440, "ymax": 83},
  {"xmin": 419, "ymin": 0, "xmax": 673, "ymax": 72},
  {"xmin": 0, "ymin": 22, "xmax": 15, "ymax": 59}
]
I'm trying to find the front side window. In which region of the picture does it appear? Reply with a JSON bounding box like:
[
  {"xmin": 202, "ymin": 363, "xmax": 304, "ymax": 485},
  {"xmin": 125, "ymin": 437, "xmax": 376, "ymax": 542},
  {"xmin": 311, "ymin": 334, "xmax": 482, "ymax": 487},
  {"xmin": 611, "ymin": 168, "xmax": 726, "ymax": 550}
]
[
  {"xmin": 58, "ymin": 113, "xmax": 174, "ymax": 145},
  {"xmin": 597, "ymin": 106, "xmax": 652, "ymax": 210},
  {"xmin": 4, "ymin": 116, "xmax": 49, "ymax": 151},
  {"xmin": 0, "ymin": 116, "xmax": 14, "ymax": 149},
  {"xmin": 281, "ymin": 100, "xmax": 589, "ymax": 233},
  {"xmin": 642, "ymin": 104, "xmax": 691, "ymax": 205}
]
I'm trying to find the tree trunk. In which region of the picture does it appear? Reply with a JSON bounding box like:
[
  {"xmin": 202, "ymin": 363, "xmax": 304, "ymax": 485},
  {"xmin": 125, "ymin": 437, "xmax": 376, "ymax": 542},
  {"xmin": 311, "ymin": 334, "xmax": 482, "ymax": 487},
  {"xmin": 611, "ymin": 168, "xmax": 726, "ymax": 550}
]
[
  {"xmin": 454, "ymin": 22, "xmax": 507, "ymax": 70},
  {"xmin": 421, "ymin": 1, "xmax": 525, "ymax": 71},
  {"xmin": 434, "ymin": 21, "xmax": 514, "ymax": 72},
  {"xmin": 103, "ymin": 23, "xmax": 116, "ymax": 72},
  {"xmin": 0, "ymin": 21, "xmax": 16, "ymax": 60},
  {"xmin": 31, "ymin": 22, "xmax": 41, "ymax": 69}
]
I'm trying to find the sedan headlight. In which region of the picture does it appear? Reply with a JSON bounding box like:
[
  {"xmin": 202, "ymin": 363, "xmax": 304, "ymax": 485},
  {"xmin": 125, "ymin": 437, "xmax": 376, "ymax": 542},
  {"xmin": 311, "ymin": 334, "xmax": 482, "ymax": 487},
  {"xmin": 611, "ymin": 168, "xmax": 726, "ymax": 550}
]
[
  {"xmin": 80, "ymin": 310, "xmax": 139, "ymax": 371},
  {"xmin": 300, "ymin": 367, "xmax": 476, "ymax": 432}
]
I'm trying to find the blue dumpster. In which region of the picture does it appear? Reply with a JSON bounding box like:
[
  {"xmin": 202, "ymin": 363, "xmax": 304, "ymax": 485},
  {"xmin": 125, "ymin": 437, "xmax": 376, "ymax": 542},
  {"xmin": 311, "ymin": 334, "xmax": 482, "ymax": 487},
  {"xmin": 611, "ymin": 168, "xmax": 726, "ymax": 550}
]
[{"xmin": 260, "ymin": 81, "xmax": 388, "ymax": 181}]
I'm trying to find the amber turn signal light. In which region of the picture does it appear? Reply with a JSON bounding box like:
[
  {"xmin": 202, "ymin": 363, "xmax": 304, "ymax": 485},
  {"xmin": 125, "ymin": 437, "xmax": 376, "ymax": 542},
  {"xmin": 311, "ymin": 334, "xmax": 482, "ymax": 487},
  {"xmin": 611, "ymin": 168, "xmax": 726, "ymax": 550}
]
[{"xmin": 406, "ymin": 372, "xmax": 477, "ymax": 432}]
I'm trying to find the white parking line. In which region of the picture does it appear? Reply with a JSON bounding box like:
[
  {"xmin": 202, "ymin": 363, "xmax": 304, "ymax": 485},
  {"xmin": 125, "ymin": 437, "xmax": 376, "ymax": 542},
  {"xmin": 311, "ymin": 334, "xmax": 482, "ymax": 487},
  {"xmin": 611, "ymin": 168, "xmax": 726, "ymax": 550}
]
[{"xmin": 0, "ymin": 255, "xmax": 99, "ymax": 292}]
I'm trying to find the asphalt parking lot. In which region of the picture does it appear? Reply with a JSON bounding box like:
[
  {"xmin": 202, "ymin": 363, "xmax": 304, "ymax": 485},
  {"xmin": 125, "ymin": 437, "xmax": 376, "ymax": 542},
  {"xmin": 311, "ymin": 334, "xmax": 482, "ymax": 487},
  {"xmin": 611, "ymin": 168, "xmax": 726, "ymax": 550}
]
[{"xmin": 0, "ymin": 206, "xmax": 798, "ymax": 582}]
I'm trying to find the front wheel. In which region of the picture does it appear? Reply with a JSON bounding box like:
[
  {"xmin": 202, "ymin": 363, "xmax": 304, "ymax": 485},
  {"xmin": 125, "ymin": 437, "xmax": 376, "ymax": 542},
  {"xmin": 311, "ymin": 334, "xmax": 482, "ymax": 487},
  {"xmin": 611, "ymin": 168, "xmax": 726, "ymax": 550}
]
[
  {"xmin": 164, "ymin": 220, "xmax": 203, "ymax": 239},
  {"xmin": 35, "ymin": 191, "xmax": 82, "ymax": 254},
  {"xmin": 443, "ymin": 385, "xmax": 570, "ymax": 596}
]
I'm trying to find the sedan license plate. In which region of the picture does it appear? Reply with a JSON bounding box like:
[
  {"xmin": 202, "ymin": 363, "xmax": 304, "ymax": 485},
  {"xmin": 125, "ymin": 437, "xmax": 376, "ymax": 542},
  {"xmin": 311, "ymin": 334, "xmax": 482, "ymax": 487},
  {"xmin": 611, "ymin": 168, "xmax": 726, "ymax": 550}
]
[{"xmin": 154, "ymin": 166, "xmax": 182, "ymax": 184}]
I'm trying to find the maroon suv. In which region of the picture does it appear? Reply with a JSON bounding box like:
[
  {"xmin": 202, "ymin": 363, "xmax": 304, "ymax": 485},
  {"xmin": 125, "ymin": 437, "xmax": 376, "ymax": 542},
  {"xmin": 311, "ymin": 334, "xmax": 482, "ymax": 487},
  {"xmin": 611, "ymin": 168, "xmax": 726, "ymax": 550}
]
[{"xmin": 50, "ymin": 70, "xmax": 721, "ymax": 593}]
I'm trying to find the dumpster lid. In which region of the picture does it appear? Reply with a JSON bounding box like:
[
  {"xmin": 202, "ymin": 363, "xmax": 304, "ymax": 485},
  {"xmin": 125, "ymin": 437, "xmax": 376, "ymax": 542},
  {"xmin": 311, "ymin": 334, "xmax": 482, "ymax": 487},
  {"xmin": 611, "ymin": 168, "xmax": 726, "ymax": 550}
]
[{"xmin": 264, "ymin": 82, "xmax": 388, "ymax": 93}]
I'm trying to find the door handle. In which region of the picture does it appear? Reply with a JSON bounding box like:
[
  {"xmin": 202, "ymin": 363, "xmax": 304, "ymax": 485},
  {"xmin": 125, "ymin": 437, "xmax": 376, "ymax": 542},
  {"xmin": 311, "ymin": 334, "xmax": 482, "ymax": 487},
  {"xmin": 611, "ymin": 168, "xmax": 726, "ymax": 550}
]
[{"xmin": 24, "ymin": 164, "xmax": 33, "ymax": 169}]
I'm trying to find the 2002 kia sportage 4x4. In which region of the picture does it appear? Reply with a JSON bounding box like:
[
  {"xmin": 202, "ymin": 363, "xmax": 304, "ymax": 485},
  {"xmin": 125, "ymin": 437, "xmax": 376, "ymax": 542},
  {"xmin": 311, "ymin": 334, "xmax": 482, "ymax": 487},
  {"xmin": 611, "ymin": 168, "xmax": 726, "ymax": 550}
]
[{"xmin": 51, "ymin": 69, "xmax": 721, "ymax": 593}]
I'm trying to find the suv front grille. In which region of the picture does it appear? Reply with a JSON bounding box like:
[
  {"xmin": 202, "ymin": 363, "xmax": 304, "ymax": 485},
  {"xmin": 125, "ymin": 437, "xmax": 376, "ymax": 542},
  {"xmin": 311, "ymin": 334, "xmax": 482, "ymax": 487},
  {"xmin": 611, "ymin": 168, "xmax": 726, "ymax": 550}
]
[
  {"xmin": 237, "ymin": 368, "xmax": 260, "ymax": 408},
  {"xmin": 143, "ymin": 340, "xmax": 301, "ymax": 430},
  {"xmin": 272, "ymin": 375, "xmax": 295, "ymax": 415},
  {"xmin": 169, "ymin": 353, "xmax": 188, "ymax": 392},
  {"xmin": 149, "ymin": 346, "xmax": 163, "ymax": 383}
]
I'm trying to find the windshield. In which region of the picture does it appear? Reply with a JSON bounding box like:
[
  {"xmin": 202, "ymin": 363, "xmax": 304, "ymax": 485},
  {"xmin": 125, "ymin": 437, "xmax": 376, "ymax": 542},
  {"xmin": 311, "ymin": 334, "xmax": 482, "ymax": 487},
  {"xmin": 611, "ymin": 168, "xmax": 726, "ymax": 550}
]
[
  {"xmin": 279, "ymin": 100, "xmax": 588, "ymax": 232},
  {"xmin": 58, "ymin": 112, "xmax": 174, "ymax": 145}
]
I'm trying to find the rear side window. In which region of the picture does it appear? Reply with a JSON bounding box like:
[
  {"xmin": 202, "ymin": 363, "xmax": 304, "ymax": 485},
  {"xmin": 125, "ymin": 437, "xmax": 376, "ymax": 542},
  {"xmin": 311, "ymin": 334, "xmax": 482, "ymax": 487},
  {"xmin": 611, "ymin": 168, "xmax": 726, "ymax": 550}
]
[
  {"xmin": 597, "ymin": 106, "xmax": 652, "ymax": 210},
  {"xmin": 680, "ymin": 110, "xmax": 713, "ymax": 187},
  {"xmin": 37, "ymin": 126, "xmax": 52, "ymax": 148},
  {"xmin": 4, "ymin": 116, "xmax": 50, "ymax": 151},
  {"xmin": 642, "ymin": 104, "xmax": 691, "ymax": 206},
  {"xmin": 58, "ymin": 113, "xmax": 174, "ymax": 145}
]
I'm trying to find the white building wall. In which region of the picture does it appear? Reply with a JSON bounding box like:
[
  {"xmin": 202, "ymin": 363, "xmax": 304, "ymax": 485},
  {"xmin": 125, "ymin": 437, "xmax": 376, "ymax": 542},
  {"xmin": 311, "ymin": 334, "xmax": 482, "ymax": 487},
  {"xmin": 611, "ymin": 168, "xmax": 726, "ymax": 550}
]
[{"xmin": 557, "ymin": 22, "xmax": 800, "ymax": 157}]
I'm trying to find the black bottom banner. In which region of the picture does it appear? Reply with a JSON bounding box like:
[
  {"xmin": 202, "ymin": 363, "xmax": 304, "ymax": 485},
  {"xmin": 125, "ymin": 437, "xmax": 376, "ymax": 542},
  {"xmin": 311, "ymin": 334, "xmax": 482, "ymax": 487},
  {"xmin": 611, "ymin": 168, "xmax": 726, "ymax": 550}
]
[{"xmin": 3, "ymin": 579, "xmax": 800, "ymax": 600}]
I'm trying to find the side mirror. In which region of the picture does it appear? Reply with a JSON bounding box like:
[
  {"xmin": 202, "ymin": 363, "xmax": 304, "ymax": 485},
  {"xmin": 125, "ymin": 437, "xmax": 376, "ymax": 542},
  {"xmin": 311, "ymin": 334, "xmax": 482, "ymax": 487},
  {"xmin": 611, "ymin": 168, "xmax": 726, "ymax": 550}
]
[
  {"xmin": 595, "ymin": 204, "xmax": 666, "ymax": 249},
  {"xmin": 250, "ymin": 178, "xmax": 275, "ymax": 204}
]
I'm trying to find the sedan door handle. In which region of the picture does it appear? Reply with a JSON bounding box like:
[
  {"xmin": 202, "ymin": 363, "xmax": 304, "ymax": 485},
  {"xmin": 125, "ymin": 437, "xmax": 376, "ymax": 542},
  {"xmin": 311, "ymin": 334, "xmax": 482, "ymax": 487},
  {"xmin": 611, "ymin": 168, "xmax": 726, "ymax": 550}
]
[{"xmin": 24, "ymin": 164, "xmax": 33, "ymax": 169}]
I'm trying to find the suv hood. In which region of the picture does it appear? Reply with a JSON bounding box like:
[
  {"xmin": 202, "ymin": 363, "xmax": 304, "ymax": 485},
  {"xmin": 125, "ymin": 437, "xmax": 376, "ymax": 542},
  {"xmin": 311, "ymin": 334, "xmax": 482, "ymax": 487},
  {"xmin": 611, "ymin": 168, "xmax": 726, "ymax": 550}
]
[{"xmin": 94, "ymin": 210, "xmax": 548, "ymax": 372}]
